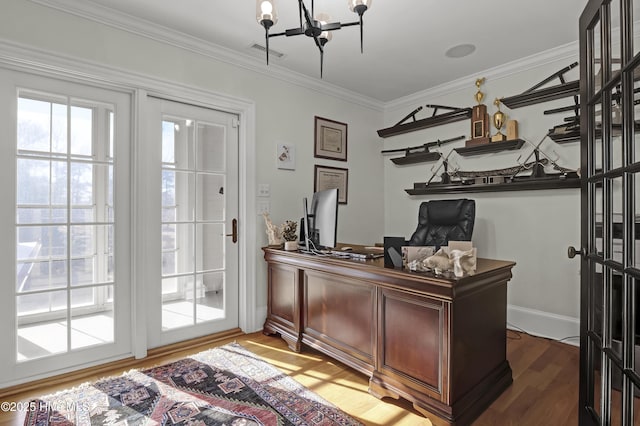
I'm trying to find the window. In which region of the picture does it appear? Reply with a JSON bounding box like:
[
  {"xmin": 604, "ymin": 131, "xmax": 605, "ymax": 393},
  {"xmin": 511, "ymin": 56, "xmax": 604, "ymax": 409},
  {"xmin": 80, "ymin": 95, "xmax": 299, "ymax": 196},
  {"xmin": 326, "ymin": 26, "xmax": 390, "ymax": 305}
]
[{"xmin": 16, "ymin": 91, "xmax": 115, "ymax": 361}]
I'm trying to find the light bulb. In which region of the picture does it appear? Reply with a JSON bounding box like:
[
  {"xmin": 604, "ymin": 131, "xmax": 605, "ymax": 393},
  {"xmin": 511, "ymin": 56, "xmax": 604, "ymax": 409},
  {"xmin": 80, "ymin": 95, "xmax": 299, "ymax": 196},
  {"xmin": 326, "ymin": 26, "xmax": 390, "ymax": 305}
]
[{"xmin": 260, "ymin": 1, "xmax": 272, "ymax": 14}]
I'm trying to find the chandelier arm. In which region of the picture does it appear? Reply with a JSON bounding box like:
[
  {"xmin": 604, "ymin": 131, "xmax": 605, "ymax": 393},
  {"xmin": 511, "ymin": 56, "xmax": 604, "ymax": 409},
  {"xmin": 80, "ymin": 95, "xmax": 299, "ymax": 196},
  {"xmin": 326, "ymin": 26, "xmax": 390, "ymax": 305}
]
[
  {"xmin": 360, "ymin": 15, "xmax": 363, "ymax": 53},
  {"xmin": 300, "ymin": 0, "xmax": 314, "ymax": 27},
  {"xmin": 264, "ymin": 27, "xmax": 270, "ymax": 65},
  {"xmin": 283, "ymin": 28, "xmax": 304, "ymax": 37},
  {"xmin": 320, "ymin": 22, "xmax": 342, "ymax": 31}
]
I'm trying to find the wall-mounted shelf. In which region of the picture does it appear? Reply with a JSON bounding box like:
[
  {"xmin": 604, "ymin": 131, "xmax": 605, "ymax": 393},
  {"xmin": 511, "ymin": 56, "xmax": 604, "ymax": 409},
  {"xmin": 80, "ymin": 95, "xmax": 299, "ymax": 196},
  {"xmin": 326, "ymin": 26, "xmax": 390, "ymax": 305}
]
[
  {"xmin": 406, "ymin": 176, "xmax": 581, "ymax": 195},
  {"xmin": 501, "ymin": 80, "xmax": 579, "ymax": 109},
  {"xmin": 390, "ymin": 151, "xmax": 441, "ymax": 165},
  {"xmin": 377, "ymin": 108, "xmax": 471, "ymax": 138},
  {"xmin": 454, "ymin": 139, "xmax": 525, "ymax": 156}
]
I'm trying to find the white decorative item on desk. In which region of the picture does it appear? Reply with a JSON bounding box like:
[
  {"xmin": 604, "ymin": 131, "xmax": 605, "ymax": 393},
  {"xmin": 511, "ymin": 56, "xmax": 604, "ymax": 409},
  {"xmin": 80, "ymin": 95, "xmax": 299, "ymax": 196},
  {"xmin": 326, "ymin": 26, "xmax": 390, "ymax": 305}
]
[
  {"xmin": 262, "ymin": 212, "xmax": 283, "ymax": 246},
  {"xmin": 423, "ymin": 248, "xmax": 452, "ymax": 274},
  {"xmin": 422, "ymin": 241, "xmax": 477, "ymax": 277}
]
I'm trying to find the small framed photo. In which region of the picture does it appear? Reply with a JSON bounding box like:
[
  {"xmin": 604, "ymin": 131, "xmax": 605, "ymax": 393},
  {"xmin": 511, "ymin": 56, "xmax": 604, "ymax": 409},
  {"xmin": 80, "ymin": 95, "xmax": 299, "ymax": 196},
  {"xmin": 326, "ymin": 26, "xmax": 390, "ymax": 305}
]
[
  {"xmin": 314, "ymin": 116, "xmax": 347, "ymax": 161},
  {"xmin": 314, "ymin": 165, "xmax": 348, "ymax": 204},
  {"xmin": 277, "ymin": 143, "xmax": 295, "ymax": 170}
]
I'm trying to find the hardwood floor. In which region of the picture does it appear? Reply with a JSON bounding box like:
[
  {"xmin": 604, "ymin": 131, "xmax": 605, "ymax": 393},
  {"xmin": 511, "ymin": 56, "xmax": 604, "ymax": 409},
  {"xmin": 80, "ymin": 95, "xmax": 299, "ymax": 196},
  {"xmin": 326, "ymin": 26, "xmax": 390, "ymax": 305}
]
[{"xmin": 0, "ymin": 330, "xmax": 579, "ymax": 426}]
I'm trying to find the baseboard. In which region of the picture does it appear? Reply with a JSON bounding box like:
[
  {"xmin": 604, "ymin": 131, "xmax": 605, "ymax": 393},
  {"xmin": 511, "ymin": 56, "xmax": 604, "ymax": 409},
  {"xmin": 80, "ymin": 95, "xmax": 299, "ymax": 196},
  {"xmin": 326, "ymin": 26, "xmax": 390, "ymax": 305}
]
[{"xmin": 507, "ymin": 304, "xmax": 580, "ymax": 346}]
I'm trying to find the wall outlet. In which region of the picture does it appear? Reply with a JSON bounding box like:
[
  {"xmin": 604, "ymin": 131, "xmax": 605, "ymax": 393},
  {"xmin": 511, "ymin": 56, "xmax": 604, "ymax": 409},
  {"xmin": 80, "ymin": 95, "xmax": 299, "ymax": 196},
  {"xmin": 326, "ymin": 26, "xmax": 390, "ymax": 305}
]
[
  {"xmin": 258, "ymin": 183, "xmax": 270, "ymax": 197},
  {"xmin": 257, "ymin": 200, "xmax": 270, "ymax": 215}
]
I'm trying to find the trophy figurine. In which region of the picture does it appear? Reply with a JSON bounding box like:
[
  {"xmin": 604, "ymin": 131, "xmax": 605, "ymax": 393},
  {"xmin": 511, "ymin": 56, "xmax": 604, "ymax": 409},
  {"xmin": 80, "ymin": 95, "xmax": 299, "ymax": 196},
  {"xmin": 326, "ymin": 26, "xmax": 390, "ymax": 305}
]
[
  {"xmin": 491, "ymin": 98, "xmax": 507, "ymax": 142},
  {"xmin": 465, "ymin": 78, "xmax": 491, "ymax": 147}
]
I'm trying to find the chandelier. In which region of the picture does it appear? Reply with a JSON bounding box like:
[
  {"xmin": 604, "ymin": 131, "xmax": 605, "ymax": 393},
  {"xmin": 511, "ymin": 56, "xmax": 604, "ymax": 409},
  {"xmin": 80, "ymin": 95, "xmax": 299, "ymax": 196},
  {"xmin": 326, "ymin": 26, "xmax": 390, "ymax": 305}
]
[{"xmin": 256, "ymin": 0, "xmax": 372, "ymax": 77}]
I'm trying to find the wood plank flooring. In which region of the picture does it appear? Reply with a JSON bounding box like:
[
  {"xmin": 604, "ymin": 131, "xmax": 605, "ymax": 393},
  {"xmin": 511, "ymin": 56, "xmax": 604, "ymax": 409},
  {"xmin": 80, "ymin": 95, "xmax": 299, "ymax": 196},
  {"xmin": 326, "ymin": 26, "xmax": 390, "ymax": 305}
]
[{"xmin": 0, "ymin": 330, "xmax": 579, "ymax": 426}]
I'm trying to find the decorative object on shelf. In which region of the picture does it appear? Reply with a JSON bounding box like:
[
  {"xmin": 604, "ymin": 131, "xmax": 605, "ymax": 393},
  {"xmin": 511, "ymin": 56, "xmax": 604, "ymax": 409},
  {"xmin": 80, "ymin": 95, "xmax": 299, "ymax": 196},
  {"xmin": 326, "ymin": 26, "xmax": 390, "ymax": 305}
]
[
  {"xmin": 314, "ymin": 116, "xmax": 347, "ymax": 161},
  {"xmin": 381, "ymin": 135, "xmax": 465, "ymax": 165},
  {"xmin": 491, "ymin": 98, "xmax": 507, "ymax": 142},
  {"xmin": 314, "ymin": 164, "xmax": 348, "ymax": 204},
  {"xmin": 501, "ymin": 62, "xmax": 579, "ymax": 109},
  {"xmin": 466, "ymin": 78, "xmax": 491, "ymax": 147},
  {"xmin": 262, "ymin": 212, "xmax": 284, "ymax": 246},
  {"xmin": 408, "ymin": 134, "xmax": 581, "ymax": 195},
  {"xmin": 506, "ymin": 119, "xmax": 519, "ymax": 140},
  {"xmin": 282, "ymin": 220, "xmax": 298, "ymax": 250},
  {"xmin": 426, "ymin": 150, "xmax": 458, "ymax": 185},
  {"xmin": 277, "ymin": 143, "xmax": 296, "ymax": 170},
  {"xmin": 376, "ymin": 104, "xmax": 471, "ymax": 138},
  {"xmin": 256, "ymin": 0, "xmax": 372, "ymax": 77}
]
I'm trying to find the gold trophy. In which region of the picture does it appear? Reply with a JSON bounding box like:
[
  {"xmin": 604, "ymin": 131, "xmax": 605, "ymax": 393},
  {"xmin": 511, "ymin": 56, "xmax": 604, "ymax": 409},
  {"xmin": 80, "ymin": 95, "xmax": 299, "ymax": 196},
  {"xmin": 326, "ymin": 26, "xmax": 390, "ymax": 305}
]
[
  {"xmin": 491, "ymin": 98, "xmax": 507, "ymax": 142},
  {"xmin": 466, "ymin": 78, "xmax": 491, "ymax": 147}
]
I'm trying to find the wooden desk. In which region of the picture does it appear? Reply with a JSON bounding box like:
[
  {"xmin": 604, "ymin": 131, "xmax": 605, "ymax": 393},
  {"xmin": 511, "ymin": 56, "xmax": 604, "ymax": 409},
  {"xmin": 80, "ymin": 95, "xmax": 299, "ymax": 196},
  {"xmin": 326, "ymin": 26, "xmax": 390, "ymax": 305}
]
[{"xmin": 262, "ymin": 247, "xmax": 515, "ymax": 426}]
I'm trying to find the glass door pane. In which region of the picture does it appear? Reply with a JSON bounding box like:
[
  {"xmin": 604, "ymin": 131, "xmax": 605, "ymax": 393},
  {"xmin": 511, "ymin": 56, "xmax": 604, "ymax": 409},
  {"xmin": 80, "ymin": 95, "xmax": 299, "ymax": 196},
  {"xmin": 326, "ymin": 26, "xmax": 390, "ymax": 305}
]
[{"xmin": 156, "ymin": 103, "xmax": 238, "ymax": 338}]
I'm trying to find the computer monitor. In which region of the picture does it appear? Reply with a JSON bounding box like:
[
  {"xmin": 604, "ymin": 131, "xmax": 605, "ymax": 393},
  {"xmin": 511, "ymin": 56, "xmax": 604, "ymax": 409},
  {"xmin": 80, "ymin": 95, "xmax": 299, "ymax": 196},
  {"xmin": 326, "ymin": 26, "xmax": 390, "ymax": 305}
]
[{"xmin": 302, "ymin": 188, "xmax": 338, "ymax": 251}]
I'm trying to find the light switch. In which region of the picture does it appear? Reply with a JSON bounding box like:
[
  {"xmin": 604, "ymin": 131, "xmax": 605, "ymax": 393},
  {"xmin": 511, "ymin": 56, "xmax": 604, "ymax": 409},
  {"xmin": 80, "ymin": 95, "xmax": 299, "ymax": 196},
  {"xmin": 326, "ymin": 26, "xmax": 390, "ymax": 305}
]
[
  {"xmin": 258, "ymin": 184, "xmax": 270, "ymax": 197},
  {"xmin": 257, "ymin": 200, "xmax": 270, "ymax": 215}
]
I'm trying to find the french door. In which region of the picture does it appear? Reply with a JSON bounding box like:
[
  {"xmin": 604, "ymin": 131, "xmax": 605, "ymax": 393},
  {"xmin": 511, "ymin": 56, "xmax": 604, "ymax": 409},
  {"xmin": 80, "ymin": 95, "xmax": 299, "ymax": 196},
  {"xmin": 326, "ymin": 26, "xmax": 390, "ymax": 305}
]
[
  {"xmin": 0, "ymin": 69, "xmax": 132, "ymax": 385},
  {"xmin": 578, "ymin": 0, "xmax": 640, "ymax": 424},
  {"xmin": 145, "ymin": 97, "xmax": 239, "ymax": 347}
]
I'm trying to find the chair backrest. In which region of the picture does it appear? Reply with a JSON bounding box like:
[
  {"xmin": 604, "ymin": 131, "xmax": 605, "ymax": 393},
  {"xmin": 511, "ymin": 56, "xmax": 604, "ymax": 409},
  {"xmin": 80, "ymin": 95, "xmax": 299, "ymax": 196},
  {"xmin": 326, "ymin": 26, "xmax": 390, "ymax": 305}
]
[{"xmin": 408, "ymin": 199, "xmax": 475, "ymax": 247}]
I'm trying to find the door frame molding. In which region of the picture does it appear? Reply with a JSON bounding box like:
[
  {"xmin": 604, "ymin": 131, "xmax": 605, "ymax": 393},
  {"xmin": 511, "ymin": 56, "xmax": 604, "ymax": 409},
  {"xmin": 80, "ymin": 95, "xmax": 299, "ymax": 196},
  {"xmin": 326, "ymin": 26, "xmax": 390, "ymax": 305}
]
[{"xmin": 0, "ymin": 39, "xmax": 258, "ymax": 359}]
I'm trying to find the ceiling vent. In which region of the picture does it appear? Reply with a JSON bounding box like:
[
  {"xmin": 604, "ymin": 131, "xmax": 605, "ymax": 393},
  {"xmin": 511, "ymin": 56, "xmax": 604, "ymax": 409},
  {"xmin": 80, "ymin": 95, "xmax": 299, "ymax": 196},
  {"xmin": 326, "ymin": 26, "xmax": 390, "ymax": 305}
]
[{"xmin": 250, "ymin": 43, "xmax": 285, "ymax": 59}]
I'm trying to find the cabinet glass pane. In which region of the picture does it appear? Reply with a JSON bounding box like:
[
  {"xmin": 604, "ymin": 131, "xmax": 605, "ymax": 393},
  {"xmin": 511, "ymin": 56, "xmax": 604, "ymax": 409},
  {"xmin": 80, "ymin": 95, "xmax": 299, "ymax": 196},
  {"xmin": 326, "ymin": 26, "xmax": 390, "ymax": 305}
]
[
  {"xmin": 593, "ymin": 20, "xmax": 603, "ymax": 94},
  {"xmin": 610, "ymin": 0, "xmax": 622, "ymax": 77},
  {"xmin": 596, "ymin": 103, "xmax": 604, "ymax": 172},
  {"xmin": 632, "ymin": 172, "xmax": 640, "ymax": 268},
  {"xmin": 592, "ymin": 337, "xmax": 604, "ymax": 422}
]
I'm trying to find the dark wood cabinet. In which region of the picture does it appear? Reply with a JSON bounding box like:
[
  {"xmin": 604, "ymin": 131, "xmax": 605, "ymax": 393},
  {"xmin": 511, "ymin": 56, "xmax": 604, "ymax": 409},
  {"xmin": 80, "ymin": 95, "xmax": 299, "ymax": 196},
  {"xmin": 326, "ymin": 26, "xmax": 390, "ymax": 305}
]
[{"xmin": 263, "ymin": 248, "xmax": 516, "ymax": 425}]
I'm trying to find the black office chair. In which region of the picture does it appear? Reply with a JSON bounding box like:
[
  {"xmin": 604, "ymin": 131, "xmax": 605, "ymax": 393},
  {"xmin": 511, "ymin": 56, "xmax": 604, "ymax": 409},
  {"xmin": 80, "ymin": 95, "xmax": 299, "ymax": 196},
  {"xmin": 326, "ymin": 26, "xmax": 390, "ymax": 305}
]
[{"xmin": 408, "ymin": 199, "xmax": 475, "ymax": 247}]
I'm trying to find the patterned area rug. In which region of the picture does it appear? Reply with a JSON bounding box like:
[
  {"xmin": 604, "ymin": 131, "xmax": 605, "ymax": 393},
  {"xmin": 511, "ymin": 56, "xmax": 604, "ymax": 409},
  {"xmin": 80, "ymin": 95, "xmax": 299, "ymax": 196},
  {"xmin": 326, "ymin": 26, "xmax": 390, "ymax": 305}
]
[{"xmin": 24, "ymin": 342, "xmax": 362, "ymax": 426}]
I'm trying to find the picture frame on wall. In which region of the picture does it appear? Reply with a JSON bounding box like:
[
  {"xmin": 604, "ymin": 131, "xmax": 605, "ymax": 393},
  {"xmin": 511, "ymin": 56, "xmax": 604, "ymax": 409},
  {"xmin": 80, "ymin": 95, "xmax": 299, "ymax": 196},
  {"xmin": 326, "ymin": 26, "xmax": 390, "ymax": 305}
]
[
  {"xmin": 314, "ymin": 116, "xmax": 347, "ymax": 161},
  {"xmin": 314, "ymin": 165, "xmax": 348, "ymax": 204},
  {"xmin": 276, "ymin": 143, "xmax": 295, "ymax": 170}
]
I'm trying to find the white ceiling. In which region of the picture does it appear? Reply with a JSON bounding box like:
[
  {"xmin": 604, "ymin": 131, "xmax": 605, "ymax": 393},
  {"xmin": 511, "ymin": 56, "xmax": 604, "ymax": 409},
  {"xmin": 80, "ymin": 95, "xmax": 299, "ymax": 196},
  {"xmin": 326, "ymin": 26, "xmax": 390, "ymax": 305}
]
[{"xmin": 59, "ymin": 0, "xmax": 589, "ymax": 102}]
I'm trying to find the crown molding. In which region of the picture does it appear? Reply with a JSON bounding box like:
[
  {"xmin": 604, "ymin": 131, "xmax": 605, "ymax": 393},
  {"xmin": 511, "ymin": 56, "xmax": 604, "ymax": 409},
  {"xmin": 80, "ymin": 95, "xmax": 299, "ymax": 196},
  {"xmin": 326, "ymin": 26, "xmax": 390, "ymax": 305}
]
[
  {"xmin": 384, "ymin": 41, "xmax": 579, "ymax": 112},
  {"xmin": 27, "ymin": 0, "xmax": 383, "ymax": 111}
]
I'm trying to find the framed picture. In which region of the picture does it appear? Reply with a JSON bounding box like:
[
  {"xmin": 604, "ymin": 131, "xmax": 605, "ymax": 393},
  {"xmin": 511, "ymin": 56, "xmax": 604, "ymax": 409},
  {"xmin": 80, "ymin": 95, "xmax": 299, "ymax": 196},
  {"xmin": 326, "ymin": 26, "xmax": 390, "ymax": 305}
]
[
  {"xmin": 276, "ymin": 143, "xmax": 295, "ymax": 170},
  {"xmin": 314, "ymin": 165, "xmax": 348, "ymax": 204},
  {"xmin": 314, "ymin": 116, "xmax": 347, "ymax": 161}
]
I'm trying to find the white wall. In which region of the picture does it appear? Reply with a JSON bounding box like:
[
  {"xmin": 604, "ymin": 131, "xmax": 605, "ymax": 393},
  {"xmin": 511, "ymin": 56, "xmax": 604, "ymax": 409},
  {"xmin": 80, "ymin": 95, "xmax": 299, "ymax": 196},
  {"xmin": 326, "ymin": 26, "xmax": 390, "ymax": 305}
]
[
  {"xmin": 0, "ymin": 0, "xmax": 384, "ymax": 327},
  {"xmin": 1, "ymin": 0, "xmax": 582, "ymax": 343},
  {"xmin": 382, "ymin": 48, "xmax": 582, "ymax": 342}
]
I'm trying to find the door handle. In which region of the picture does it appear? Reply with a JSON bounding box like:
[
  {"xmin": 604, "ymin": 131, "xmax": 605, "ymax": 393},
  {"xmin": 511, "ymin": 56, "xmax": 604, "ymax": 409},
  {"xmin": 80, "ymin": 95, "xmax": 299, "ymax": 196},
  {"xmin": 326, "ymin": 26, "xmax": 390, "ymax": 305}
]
[
  {"xmin": 226, "ymin": 218, "xmax": 238, "ymax": 243},
  {"xmin": 567, "ymin": 246, "xmax": 584, "ymax": 259}
]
